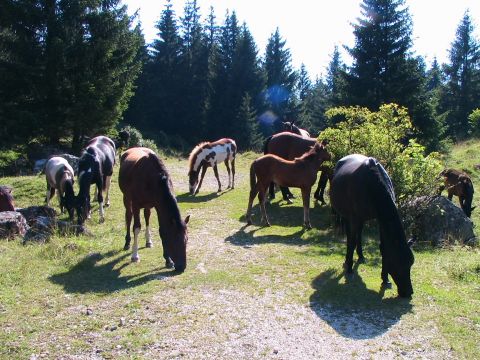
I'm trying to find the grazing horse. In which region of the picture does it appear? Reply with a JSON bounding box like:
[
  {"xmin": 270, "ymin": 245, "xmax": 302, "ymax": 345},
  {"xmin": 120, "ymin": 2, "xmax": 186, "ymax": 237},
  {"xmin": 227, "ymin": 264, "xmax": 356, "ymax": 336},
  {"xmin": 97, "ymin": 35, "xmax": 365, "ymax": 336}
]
[
  {"xmin": 188, "ymin": 138, "xmax": 236, "ymax": 195},
  {"xmin": 246, "ymin": 142, "xmax": 331, "ymax": 228},
  {"xmin": 0, "ymin": 186, "xmax": 15, "ymax": 212},
  {"xmin": 439, "ymin": 168, "xmax": 475, "ymax": 217},
  {"xmin": 282, "ymin": 120, "xmax": 311, "ymax": 138},
  {"xmin": 330, "ymin": 154, "xmax": 414, "ymax": 298},
  {"xmin": 119, "ymin": 147, "xmax": 189, "ymax": 270},
  {"xmin": 76, "ymin": 135, "xmax": 116, "ymax": 225},
  {"xmin": 44, "ymin": 156, "xmax": 76, "ymax": 221},
  {"xmin": 264, "ymin": 132, "xmax": 332, "ymax": 204}
]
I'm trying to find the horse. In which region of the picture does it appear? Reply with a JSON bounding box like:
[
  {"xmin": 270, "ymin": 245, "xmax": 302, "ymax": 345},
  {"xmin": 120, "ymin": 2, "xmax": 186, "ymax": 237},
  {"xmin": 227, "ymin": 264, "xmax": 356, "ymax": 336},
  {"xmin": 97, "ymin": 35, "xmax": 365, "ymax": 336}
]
[
  {"xmin": 188, "ymin": 138, "xmax": 236, "ymax": 195},
  {"xmin": 329, "ymin": 154, "xmax": 414, "ymax": 298},
  {"xmin": 0, "ymin": 186, "xmax": 15, "ymax": 212},
  {"xmin": 282, "ymin": 120, "xmax": 311, "ymax": 138},
  {"xmin": 439, "ymin": 168, "xmax": 475, "ymax": 217},
  {"xmin": 246, "ymin": 142, "xmax": 331, "ymax": 228},
  {"xmin": 76, "ymin": 135, "xmax": 116, "ymax": 225},
  {"xmin": 44, "ymin": 156, "xmax": 76, "ymax": 221},
  {"xmin": 264, "ymin": 132, "xmax": 332, "ymax": 204},
  {"xmin": 119, "ymin": 147, "xmax": 189, "ymax": 270}
]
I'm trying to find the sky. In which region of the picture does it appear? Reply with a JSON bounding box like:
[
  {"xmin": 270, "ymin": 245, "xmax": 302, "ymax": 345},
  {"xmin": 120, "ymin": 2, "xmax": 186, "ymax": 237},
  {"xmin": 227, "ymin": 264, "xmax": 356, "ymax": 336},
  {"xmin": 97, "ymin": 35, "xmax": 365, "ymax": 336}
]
[{"xmin": 123, "ymin": 0, "xmax": 480, "ymax": 79}]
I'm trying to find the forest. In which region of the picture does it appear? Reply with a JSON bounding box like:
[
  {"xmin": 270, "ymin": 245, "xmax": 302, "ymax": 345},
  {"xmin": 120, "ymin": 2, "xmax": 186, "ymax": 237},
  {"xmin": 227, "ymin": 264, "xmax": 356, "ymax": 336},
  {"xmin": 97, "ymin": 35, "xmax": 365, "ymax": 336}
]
[{"xmin": 0, "ymin": 0, "xmax": 479, "ymax": 162}]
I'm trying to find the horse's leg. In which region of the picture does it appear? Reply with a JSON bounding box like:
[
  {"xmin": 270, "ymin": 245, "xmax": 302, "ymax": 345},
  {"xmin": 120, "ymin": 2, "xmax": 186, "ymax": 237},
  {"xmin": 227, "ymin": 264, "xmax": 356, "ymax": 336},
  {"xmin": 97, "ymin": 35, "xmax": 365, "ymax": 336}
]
[
  {"xmin": 447, "ymin": 189, "xmax": 453, "ymax": 201},
  {"xmin": 213, "ymin": 163, "xmax": 222, "ymax": 192},
  {"xmin": 57, "ymin": 189, "xmax": 64, "ymax": 213},
  {"xmin": 123, "ymin": 197, "xmax": 132, "ymax": 251},
  {"xmin": 224, "ymin": 160, "xmax": 231, "ymax": 189},
  {"xmin": 97, "ymin": 179, "xmax": 105, "ymax": 223},
  {"xmin": 314, "ymin": 170, "xmax": 329, "ymax": 205},
  {"xmin": 144, "ymin": 207, "xmax": 152, "ymax": 248},
  {"xmin": 281, "ymin": 186, "xmax": 293, "ymax": 204},
  {"xmin": 246, "ymin": 186, "xmax": 259, "ymax": 225},
  {"xmin": 301, "ymin": 187, "xmax": 312, "ymax": 229},
  {"xmin": 195, "ymin": 165, "xmax": 208, "ymax": 195},
  {"xmin": 46, "ymin": 185, "xmax": 55, "ymax": 207},
  {"xmin": 356, "ymin": 222, "xmax": 365, "ymax": 263},
  {"xmin": 379, "ymin": 240, "xmax": 392, "ymax": 288},
  {"xmin": 131, "ymin": 206, "xmax": 141, "ymax": 262},
  {"xmin": 104, "ymin": 175, "xmax": 112, "ymax": 207},
  {"xmin": 231, "ymin": 158, "xmax": 235, "ymax": 189},
  {"xmin": 258, "ymin": 184, "xmax": 270, "ymax": 226},
  {"xmin": 344, "ymin": 221, "xmax": 356, "ymax": 274},
  {"xmin": 269, "ymin": 182, "xmax": 276, "ymax": 200}
]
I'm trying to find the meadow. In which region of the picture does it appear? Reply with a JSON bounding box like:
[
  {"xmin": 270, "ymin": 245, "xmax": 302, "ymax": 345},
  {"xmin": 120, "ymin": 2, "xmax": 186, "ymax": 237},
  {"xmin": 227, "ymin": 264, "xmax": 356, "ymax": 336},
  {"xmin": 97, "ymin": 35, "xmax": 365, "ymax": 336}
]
[{"xmin": 0, "ymin": 147, "xmax": 479, "ymax": 359}]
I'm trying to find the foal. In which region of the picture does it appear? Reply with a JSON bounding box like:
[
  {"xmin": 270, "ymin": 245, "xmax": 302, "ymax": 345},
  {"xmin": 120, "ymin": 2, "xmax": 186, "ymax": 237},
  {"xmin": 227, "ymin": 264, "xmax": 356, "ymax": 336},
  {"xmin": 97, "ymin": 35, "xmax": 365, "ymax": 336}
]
[
  {"xmin": 246, "ymin": 142, "xmax": 331, "ymax": 228},
  {"xmin": 188, "ymin": 138, "xmax": 236, "ymax": 195},
  {"xmin": 45, "ymin": 156, "xmax": 76, "ymax": 221},
  {"xmin": 439, "ymin": 168, "xmax": 475, "ymax": 217}
]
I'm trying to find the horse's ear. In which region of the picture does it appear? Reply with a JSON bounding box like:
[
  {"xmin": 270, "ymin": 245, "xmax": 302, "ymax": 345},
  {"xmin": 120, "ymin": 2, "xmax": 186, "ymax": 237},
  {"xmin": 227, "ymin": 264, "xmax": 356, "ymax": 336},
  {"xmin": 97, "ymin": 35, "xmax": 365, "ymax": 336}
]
[{"xmin": 184, "ymin": 215, "xmax": 190, "ymax": 224}]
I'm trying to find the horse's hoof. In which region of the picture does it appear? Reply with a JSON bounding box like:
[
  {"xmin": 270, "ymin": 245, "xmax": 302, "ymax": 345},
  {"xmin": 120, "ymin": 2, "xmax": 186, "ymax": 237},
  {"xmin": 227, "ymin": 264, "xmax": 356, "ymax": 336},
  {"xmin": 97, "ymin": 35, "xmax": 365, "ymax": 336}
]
[
  {"xmin": 131, "ymin": 256, "xmax": 140, "ymax": 263},
  {"xmin": 99, "ymin": 217, "xmax": 105, "ymax": 224},
  {"xmin": 357, "ymin": 256, "xmax": 366, "ymax": 264},
  {"xmin": 123, "ymin": 245, "xmax": 130, "ymax": 251},
  {"xmin": 381, "ymin": 281, "xmax": 392, "ymax": 289},
  {"xmin": 146, "ymin": 242, "xmax": 153, "ymax": 248},
  {"xmin": 105, "ymin": 202, "xmax": 110, "ymax": 208},
  {"xmin": 247, "ymin": 220, "xmax": 252, "ymax": 225},
  {"xmin": 166, "ymin": 260, "xmax": 174, "ymax": 269},
  {"xmin": 304, "ymin": 224, "xmax": 312, "ymax": 230},
  {"xmin": 285, "ymin": 199, "xmax": 293, "ymax": 204}
]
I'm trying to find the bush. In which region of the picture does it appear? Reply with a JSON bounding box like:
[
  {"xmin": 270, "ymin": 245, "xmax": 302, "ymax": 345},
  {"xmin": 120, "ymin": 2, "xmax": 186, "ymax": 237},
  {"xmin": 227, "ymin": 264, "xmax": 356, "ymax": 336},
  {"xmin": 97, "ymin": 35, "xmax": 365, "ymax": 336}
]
[
  {"xmin": 118, "ymin": 126, "xmax": 160, "ymax": 153},
  {"xmin": 321, "ymin": 104, "xmax": 443, "ymax": 208},
  {"xmin": 468, "ymin": 108, "xmax": 480, "ymax": 136}
]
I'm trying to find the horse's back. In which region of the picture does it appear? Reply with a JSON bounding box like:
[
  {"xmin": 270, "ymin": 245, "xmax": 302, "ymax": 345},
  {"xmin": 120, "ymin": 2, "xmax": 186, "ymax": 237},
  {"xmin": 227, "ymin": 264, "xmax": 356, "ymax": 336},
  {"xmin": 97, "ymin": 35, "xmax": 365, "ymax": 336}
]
[
  {"xmin": 85, "ymin": 136, "xmax": 116, "ymax": 174},
  {"xmin": 119, "ymin": 147, "xmax": 163, "ymax": 195},
  {"xmin": 45, "ymin": 156, "xmax": 74, "ymax": 186},
  {"xmin": 267, "ymin": 132, "xmax": 315, "ymax": 159}
]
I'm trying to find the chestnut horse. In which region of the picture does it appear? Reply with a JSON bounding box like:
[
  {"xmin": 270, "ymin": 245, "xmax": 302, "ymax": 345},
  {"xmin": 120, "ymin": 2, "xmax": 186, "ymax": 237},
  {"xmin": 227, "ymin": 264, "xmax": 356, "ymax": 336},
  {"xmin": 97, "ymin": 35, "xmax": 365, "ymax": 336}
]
[
  {"xmin": 439, "ymin": 168, "xmax": 475, "ymax": 217},
  {"xmin": 188, "ymin": 138, "xmax": 236, "ymax": 195},
  {"xmin": 246, "ymin": 142, "xmax": 331, "ymax": 228},
  {"xmin": 76, "ymin": 135, "xmax": 116, "ymax": 225},
  {"xmin": 264, "ymin": 132, "xmax": 332, "ymax": 204},
  {"xmin": 45, "ymin": 156, "xmax": 75, "ymax": 221},
  {"xmin": 0, "ymin": 186, "xmax": 15, "ymax": 212},
  {"xmin": 330, "ymin": 154, "xmax": 414, "ymax": 298},
  {"xmin": 119, "ymin": 147, "xmax": 189, "ymax": 271}
]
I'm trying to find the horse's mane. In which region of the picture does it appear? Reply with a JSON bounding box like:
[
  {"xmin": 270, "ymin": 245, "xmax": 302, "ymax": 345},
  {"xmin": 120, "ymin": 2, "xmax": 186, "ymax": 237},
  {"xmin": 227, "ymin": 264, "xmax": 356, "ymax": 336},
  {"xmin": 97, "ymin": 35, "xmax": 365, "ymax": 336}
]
[
  {"xmin": 188, "ymin": 142, "xmax": 209, "ymax": 172},
  {"xmin": 293, "ymin": 143, "xmax": 322, "ymax": 162}
]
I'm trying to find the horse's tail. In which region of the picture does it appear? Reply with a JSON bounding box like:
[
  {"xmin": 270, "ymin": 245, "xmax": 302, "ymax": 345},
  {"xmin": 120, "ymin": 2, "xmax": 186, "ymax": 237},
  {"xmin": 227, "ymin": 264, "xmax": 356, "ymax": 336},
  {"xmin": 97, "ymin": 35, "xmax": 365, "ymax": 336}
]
[
  {"xmin": 263, "ymin": 135, "xmax": 273, "ymax": 155},
  {"xmin": 249, "ymin": 161, "xmax": 257, "ymax": 192}
]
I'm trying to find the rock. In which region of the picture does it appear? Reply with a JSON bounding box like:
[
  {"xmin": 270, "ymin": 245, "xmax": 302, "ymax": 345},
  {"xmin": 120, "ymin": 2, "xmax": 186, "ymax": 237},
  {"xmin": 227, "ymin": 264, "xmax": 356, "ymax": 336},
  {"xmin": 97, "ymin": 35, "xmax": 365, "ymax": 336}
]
[
  {"xmin": 33, "ymin": 159, "xmax": 47, "ymax": 174},
  {"xmin": 0, "ymin": 211, "xmax": 29, "ymax": 239},
  {"xmin": 23, "ymin": 216, "xmax": 56, "ymax": 244},
  {"xmin": 403, "ymin": 196, "xmax": 476, "ymax": 246},
  {"xmin": 18, "ymin": 206, "xmax": 56, "ymax": 227}
]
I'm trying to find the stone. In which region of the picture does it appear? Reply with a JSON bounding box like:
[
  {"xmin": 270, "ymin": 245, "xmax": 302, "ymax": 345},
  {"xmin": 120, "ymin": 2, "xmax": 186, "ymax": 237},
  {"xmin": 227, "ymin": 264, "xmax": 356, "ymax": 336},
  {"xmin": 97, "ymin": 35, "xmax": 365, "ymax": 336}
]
[
  {"xmin": 18, "ymin": 206, "xmax": 56, "ymax": 227},
  {"xmin": 23, "ymin": 216, "xmax": 56, "ymax": 244},
  {"xmin": 58, "ymin": 154, "xmax": 79, "ymax": 175},
  {"xmin": 0, "ymin": 211, "xmax": 29, "ymax": 239},
  {"xmin": 403, "ymin": 196, "xmax": 476, "ymax": 246}
]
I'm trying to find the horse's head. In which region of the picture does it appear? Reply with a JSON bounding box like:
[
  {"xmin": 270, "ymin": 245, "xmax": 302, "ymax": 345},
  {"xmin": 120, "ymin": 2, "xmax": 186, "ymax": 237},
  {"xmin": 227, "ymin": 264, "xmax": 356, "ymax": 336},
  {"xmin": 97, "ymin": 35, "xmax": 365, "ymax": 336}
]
[
  {"xmin": 461, "ymin": 177, "xmax": 475, "ymax": 217},
  {"xmin": 188, "ymin": 170, "xmax": 199, "ymax": 195},
  {"xmin": 161, "ymin": 215, "xmax": 190, "ymax": 272},
  {"xmin": 386, "ymin": 239, "xmax": 415, "ymax": 298},
  {"xmin": 61, "ymin": 178, "xmax": 76, "ymax": 222},
  {"xmin": 76, "ymin": 154, "xmax": 95, "ymax": 225},
  {"xmin": 312, "ymin": 142, "xmax": 331, "ymax": 166}
]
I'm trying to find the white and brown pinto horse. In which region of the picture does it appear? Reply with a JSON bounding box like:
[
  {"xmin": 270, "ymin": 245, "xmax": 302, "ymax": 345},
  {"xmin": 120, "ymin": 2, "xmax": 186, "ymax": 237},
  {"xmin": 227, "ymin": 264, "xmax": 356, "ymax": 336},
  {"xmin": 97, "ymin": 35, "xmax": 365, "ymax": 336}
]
[
  {"xmin": 119, "ymin": 147, "xmax": 189, "ymax": 271},
  {"xmin": 76, "ymin": 136, "xmax": 116, "ymax": 225},
  {"xmin": 188, "ymin": 138, "xmax": 237, "ymax": 195},
  {"xmin": 45, "ymin": 156, "xmax": 76, "ymax": 221}
]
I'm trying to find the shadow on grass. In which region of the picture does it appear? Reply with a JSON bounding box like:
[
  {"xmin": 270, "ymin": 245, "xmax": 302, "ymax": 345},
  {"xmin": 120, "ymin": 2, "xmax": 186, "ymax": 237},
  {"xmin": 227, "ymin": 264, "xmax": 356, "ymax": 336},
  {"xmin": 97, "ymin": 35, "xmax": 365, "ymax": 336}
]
[
  {"xmin": 309, "ymin": 264, "xmax": 413, "ymax": 340},
  {"xmin": 176, "ymin": 188, "xmax": 233, "ymax": 203},
  {"xmin": 49, "ymin": 249, "xmax": 179, "ymax": 294}
]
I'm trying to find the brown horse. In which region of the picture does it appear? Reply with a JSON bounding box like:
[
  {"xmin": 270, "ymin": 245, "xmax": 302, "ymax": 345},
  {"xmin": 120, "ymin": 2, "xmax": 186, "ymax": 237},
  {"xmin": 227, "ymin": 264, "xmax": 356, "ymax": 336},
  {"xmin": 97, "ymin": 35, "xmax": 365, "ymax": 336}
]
[
  {"xmin": 119, "ymin": 147, "xmax": 189, "ymax": 271},
  {"xmin": 246, "ymin": 142, "xmax": 331, "ymax": 228},
  {"xmin": 439, "ymin": 168, "xmax": 475, "ymax": 217},
  {"xmin": 264, "ymin": 132, "xmax": 332, "ymax": 204},
  {"xmin": 0, "ymin": 186, "xmax": 15, "ymax": 212},
  {"xmin": 188, "ymin": 138, "xmax": 236, "ymax": 195}
]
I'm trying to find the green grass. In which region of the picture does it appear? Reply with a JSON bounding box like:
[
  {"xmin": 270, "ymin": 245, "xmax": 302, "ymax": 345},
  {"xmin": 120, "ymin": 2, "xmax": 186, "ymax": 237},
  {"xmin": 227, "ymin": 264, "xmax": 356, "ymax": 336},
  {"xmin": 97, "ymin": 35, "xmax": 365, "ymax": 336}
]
[{"xmin": 0, "ymin": 148, "xmax": 479, "ymax": 358}]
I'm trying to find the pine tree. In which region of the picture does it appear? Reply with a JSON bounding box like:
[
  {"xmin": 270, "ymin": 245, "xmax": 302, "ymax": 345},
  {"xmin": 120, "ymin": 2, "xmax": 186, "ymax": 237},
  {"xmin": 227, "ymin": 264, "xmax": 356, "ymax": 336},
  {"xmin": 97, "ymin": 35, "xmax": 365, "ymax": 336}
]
[
  {"xmin": 440, "ymin": 11, "xmax": 480, "ymax": 138},
  {"xmin": 325, "ymin": 45, "xmax": 347, "ymax": 107},
  {"xmin": 236, "ymin": 93, "xmax": 262, "ymax": 150},
  {"xmin": 263, "ymin": 28, "xmax": 297, "ymax": 130}
]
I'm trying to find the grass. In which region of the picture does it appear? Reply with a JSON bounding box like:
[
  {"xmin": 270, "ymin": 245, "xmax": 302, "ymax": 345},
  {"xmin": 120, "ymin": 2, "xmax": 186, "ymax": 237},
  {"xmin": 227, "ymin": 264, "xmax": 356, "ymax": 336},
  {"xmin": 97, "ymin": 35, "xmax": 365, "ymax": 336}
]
[{"xmin": 0, "ymin": 148, "xmax": 479, "ymax": 358}]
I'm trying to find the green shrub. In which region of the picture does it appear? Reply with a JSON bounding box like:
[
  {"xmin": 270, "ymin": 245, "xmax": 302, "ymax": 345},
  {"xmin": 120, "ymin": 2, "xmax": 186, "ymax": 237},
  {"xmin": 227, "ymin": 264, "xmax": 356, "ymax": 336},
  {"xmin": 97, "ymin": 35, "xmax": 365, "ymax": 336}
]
[
  {"xmin": 321, "ymin": 104, "xmax": 443, "ymax": 208},
  {"xmin": 468, "ymin": 108, "xmax": 480, "ymax": 136}
]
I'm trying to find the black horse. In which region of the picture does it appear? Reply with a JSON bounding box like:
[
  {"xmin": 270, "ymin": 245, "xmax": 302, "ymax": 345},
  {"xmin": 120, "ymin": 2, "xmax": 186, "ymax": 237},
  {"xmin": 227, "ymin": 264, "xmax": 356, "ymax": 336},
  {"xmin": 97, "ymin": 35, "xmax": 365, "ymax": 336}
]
[
  {"xmin": 330, "ymin": 154, "xmax": 414, "ymax": 298},
  {"xmin": 76, "ymin": 136, "xmax": 116, "ymax": 225}
]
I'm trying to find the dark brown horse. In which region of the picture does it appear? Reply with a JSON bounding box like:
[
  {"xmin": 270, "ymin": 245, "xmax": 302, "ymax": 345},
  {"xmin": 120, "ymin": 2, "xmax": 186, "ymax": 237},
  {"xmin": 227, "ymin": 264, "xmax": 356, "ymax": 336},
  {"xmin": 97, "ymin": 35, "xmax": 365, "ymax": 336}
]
[
  {"xmin": 0, "ymin": 186, "xmax": 15, "ymax": 212},
  {"xmin": 330, "ymin": 154, "xmax": 414, "ymax": 298},
  {"xmin": 119, "ymin": 147, "xmax": 189, "ymax": 271},
  {"xmin": 264, "ymin": 132, "xmax": 332, "ymax": 204},
  {"xmin": 188, "ymin": 138, "xmax": 236, "ymax": 195},
  {"xmin": 246, "ymin": 142, "xmax": 331, "ymax": 228},
  {"xmin": 282, "ymin": 120, "xmax": 311, "ymax": 138},
  {"xmin": 439, "ymin": 168, "xmax": 475, "ymax": 217}
]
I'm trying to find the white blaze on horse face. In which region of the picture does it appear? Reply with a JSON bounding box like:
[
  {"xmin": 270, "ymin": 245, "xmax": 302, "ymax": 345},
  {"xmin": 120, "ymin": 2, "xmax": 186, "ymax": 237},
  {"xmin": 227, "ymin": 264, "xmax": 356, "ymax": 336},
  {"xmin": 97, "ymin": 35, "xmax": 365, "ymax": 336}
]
[{"xmin": 132, "ymin": 227, "xmax": 141, "ymax": 262}]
